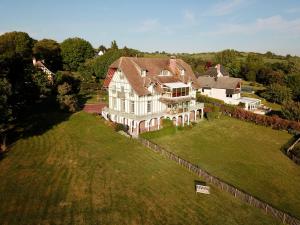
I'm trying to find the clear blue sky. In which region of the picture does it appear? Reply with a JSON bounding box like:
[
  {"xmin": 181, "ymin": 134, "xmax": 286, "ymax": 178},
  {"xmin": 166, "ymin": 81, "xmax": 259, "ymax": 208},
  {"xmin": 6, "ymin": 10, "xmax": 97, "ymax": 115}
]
[{"xmin": 1, "ymin": 0, "xmax": 300, "ymax": 55}]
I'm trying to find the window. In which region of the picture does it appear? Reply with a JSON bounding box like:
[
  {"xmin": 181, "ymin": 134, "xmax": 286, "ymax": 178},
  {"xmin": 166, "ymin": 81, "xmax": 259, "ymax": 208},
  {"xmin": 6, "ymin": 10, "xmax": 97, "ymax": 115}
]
[
  {"xmin": 160, "ymin": 70, "xmax": 169, "ymax": 76},
  {"xmin": 121, "ymin": 86, "xmax": 124, "ymax": 93},
  {"xmin": 130, "ymin": 101, "xmax": 135, "ymax": 113},
  {"xmin": 129, "ymin": 88, "xmax": 134, "ymax": 97},
  {"xmin": 121, "ymin": 99, "xmax": 125, "ymax": 112},
  {"xmin": 111, "ymin": 85, "xmax": 116, "ymax": 94},
  {"xmin": 141, "ymin": 69, "xmax": 147, "ymax": 77},
  {"xmin": 180, "ymin": 69, "xmax": 185, "ymax": 76},
  {"xmin": 147, "ymin": 101, "xmax": 152, "ymax": 113},
  {"xmin": 171, "ymin": 87, "xmax": 189, "ymax": 97}
]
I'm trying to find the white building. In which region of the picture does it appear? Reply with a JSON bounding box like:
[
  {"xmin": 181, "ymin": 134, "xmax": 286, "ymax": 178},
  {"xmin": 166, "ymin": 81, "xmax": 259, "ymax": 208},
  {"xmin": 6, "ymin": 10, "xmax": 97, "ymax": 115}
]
[
  {"xmin": 102, "ymin": 57, "xmax": 204, "ymax": 136},
  {"xmin": 198, "ymin": 64, "xmax": 261, "ymax": 111}
]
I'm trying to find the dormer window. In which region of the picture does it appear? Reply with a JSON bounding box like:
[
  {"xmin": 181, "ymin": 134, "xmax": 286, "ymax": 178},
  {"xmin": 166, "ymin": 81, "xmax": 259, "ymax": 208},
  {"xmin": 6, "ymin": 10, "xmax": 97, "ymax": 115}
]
[
  {"xmin": 160, "ymin": 70, "xmax": 169, "ymax": 76},
  {"xmin": 141, "ymin": 69, "xmax": 147, "ymax": 77},
  {"xmin": 180, "ymin": 69, "xmax": 185, "ymax": 76}
]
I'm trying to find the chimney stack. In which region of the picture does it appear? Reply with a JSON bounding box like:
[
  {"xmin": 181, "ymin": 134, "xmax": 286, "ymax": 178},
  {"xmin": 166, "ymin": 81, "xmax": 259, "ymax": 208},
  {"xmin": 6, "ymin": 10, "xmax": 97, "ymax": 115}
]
[
  {"xmin": 215, "ymin": 64, "xmax": 222, "ymax": 77},
  {"xmin": 169, "ymin": 56, "xmax": 177, "ymax": 74}
]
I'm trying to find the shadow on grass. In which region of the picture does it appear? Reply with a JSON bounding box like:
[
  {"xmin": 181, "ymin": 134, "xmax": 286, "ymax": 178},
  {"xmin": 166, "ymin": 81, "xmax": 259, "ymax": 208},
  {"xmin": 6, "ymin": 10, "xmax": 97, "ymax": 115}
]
[{"xmin": 4, "ymin": 98, "xmax": 72, "ymax": 154}]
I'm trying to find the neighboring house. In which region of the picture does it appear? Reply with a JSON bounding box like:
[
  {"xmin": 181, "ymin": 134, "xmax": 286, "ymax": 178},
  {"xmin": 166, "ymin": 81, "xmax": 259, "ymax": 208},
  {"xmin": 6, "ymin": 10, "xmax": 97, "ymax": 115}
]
[
  {"xmin": 198, "ymin": 64, "xmax": 261, "ymax": 111},
  {"xmin": 32, "ymin": 57, "xmax": 54, "ymax": 83},
  {"xmin": 102, "ymin": 57, "xmax": 204, "ymax": 136},
  {"xmin": 98, "ymin": 50, "xmax": 104, "ymax": 56}
]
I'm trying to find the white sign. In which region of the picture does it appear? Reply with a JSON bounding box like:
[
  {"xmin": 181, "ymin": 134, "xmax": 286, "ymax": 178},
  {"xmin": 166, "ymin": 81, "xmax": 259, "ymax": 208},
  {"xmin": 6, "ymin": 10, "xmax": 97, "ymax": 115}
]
[{"xmin": 196, "ymin": 184, "xmax": 210, "ymax": 194}]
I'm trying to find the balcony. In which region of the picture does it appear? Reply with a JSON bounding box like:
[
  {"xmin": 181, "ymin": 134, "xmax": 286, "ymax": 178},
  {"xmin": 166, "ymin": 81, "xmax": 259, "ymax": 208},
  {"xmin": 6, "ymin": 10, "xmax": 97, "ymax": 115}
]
[{"xmin": 102, "ymin": 102, "xmax": 204, "ymax": 121}]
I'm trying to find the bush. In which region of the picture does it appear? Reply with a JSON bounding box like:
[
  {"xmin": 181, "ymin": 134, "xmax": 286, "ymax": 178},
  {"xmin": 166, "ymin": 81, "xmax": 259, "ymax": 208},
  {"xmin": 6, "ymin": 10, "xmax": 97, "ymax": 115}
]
[
  {"xmin": 282, "ymin": 101, "xmax": 300, "ymax": 122},
  {"xmin": 222, "ymin": 106, "xmax": 300, "ymax": 133},
  {"xmin": 114, "ymin": 123, "xmax": 129, "ymax": 132},
  {"xmin": 291, "ymin": 144, "xmax": 300, "ymax": 158},
  {"xmin": 162, "ymin": 118, "xmax": 174, "ymax": 128},
  {"xmin": 196, "ymin": 94, "xmax": 224, "ymax": 105}
]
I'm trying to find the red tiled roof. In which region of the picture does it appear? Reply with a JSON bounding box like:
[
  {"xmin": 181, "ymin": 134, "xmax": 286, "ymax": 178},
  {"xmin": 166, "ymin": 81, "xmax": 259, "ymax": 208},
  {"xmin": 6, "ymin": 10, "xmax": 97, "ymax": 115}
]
[{"xmin": 103, "ymin": 68, "xmax": 116, "ymax": 88}]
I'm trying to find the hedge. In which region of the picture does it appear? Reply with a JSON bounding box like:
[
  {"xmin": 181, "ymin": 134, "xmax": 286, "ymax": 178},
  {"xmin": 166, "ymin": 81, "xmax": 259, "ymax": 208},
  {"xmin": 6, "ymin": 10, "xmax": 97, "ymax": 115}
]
[{"xmin": 221, "ymin": 106, "xmax": 300, "ymax": 133}]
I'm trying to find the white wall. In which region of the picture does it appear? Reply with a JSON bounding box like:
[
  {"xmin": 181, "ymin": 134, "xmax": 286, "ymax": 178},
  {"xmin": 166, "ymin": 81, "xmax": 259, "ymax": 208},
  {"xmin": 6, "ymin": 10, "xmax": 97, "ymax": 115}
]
[{"xmin": 108, "ymin": 70, "xmax": 166, "ymax": 115}]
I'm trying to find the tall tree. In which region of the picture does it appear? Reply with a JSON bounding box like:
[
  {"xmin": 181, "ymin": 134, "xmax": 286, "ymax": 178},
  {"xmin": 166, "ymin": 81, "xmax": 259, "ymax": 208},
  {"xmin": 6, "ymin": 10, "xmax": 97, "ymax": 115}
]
[
  {"xmin": 261, "ymin": 84, "xmax": 292, "ymax": 104},
  {"xmin": 282, "ymin": 101, "xmax": 300, "ymax": 122},
  {"xmin": 61, "ymin": 37, "xmax": 94, "ymax": 71},
  {"xmin": 33, "ymin": 39, "xmax": 62, "ymax": 72},
  {"xmin": 110, "ymin": 40, "xmax": 118, "ymax": 50},
  {"xmin": 214, "ymin": 49, "xmax": 237, "ymax": 66},
  {"xmin": 0, "ymin": 31, "xmax": 34, "ymax": 150}
]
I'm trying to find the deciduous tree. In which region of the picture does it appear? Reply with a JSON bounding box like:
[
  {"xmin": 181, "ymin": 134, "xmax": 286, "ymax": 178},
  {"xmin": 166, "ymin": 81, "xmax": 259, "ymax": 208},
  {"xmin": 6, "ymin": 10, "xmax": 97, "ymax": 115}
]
[{"xmin": 61, "ymin": 37, "xmax": 94, "ymax": 71}]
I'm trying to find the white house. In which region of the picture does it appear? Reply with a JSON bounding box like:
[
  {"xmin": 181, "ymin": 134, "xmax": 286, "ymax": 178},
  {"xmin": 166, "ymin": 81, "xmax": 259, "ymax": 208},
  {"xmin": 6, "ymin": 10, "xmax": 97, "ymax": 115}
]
[
  {"xmin": 198, "ymin": 64, "xmax": 261, "ymax": 111},
  {"xmin": 102, "ymin": 57, "xmax": 204, "ymax": 136}
]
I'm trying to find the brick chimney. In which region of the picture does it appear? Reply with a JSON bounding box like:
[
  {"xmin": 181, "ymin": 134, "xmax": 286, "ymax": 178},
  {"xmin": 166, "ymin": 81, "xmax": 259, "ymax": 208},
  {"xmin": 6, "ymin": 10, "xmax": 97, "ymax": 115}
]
[{"xmin": 169, "ymin": 56, "xmax": 177, "ymax": 74}]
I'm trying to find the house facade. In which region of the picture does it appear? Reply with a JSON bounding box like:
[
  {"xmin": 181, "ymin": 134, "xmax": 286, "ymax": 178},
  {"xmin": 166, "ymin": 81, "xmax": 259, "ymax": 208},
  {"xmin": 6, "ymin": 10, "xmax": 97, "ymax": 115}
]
[
  {"xmin": 102, "ymin": 57, "xmax": 204, "ymax": 136},
  {"xmin": 198, "ymin": 64, "xmax": 261, "ymax": 111}
]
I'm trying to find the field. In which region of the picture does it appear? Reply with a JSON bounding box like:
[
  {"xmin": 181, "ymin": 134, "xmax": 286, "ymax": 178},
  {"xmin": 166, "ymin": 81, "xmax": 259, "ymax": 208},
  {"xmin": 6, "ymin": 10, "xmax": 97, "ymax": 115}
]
[
  {"xmin": 143, "ymin": 116, "xmax": 300, "ymax": 218},
  {"xmin": 0, "ymin": 112, "xmax": 281, "ymax": 225}
]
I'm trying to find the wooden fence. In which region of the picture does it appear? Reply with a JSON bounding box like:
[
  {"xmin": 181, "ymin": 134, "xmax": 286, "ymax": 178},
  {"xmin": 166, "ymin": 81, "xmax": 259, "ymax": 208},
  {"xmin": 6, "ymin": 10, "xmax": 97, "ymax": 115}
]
[
  {"xmin": 137, "ymin": 138, "xmax": 300, "ymax": 225},
  {"xmin": 287, "ymin": 137, "xmax": 300, "ymax": 165}
]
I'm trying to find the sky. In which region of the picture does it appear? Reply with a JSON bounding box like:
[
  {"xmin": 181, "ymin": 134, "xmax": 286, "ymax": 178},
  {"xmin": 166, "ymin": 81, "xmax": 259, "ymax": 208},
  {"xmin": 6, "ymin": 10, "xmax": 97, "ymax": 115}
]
[{"xmin": 1, "ymin": 0, "xmax": 300, "ymax": 55}]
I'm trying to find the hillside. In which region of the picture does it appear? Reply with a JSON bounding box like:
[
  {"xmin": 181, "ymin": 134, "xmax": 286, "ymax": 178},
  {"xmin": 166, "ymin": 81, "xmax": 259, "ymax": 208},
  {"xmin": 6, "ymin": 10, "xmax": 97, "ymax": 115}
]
[{"xmin": 0, "ymin": 112, "xmax": 281, "ymax": 225}]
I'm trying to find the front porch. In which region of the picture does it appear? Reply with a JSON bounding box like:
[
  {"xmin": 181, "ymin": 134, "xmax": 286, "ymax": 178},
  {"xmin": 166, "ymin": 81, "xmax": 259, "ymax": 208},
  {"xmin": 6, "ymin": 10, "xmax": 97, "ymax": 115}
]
[{"xmin": 102, "ymin": 103, "xmax": 204, "ymax": 137}]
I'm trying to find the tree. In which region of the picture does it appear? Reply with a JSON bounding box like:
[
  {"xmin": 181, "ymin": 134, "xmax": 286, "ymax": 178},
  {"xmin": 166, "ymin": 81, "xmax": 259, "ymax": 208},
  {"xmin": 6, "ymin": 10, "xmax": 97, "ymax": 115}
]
[
  {"xmin": 33, "ymin": 39, "xmax": 62, "ymax": 72},
  {"xmin": 214, "ymin": 49, "xmax": 237, "ymax": 66},
  {"xmin": 57, "ymin": 82, "xmax": 78, "ymax": 112},
  {"xmin": 282, "ymin": 101, "xmax": 300, "ymax": 122},
  {"xmin": 61, "ymin": 37, "xmax": 94, "ymax": 71},
  {"xmin": 55, "ymin": 71, "xmax": 80, "ymax": 112},
  {"xmin": 0, "ymin": 77, "xmax": 12, "ymax": 152},
  {"xmin": 261, "ymin": 84, "xmax": 292, "ymax": 104},
  {"xmin": 241, "ymin": 53, "xmax": 263, "ymax": 81},
  {"xmin": 110, "ymin": 40, "xmax": 118, "ymax": 50},
  {"xmin": 0, "ymin": 31, "xmax": 35, "ymax": 151},
  {"xmin": 0, "ymin": 31, "xmax": 35, "ymax": 115},
  {"xmin": 285, "ymin": 73, "xmax": 300, "ymax": 101}
]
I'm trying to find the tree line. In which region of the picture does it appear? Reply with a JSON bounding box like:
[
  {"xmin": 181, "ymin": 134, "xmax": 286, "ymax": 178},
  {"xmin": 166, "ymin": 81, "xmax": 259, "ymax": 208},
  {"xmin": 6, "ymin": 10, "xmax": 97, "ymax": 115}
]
[{"xmin": 1, "ymin": 31, "xmax": 300, "ymax": 151}]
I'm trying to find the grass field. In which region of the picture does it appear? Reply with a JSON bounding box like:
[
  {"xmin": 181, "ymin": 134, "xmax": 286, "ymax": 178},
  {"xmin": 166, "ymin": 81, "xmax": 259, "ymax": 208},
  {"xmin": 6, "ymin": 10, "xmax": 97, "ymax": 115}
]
[
  {"xmin": 143, "ymin": 116, "xmax": 300, "ymax": 218},
  {"xmin": 0, "ymin": 112, "xmax": 282, "ymax": 225}
]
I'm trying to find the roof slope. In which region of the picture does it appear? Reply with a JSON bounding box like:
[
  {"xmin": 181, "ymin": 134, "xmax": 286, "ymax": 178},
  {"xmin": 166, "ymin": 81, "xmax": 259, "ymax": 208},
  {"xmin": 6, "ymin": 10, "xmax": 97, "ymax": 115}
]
[
  {"xmin": 198, "ymin": 76, "xmax": 241, "ymax": 89},
  {"xmin": 106, "ymin": 57, "xmax": 200, "ymax": 96}
]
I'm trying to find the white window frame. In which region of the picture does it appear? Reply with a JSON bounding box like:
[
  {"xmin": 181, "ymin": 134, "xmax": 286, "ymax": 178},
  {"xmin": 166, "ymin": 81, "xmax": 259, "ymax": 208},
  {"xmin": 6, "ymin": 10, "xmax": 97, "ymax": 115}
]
[
  {"xmin": 147, "ymin": 101, "xmax": 152, "ymax": 113},
  {"xmin": 180, "ymin": 69, "xmax": 185, "ymax": 76},
  {"xmin": 130, "ymin": 101, "xmax": 135, "ymax": 114},
  {"xmin": 160, "ymin": 70, "xmax": 169, "ymax": 76},
  {"xmin": 141, "ymin": 69, "xmax": 147, "ymax": 77},
  {"xmin": 121, "ymin": 99, "xmax": 125, "ymax": 112},
  {"xmin": 112, "ymin": 97, "xmax": 117, "ymax": 109}
]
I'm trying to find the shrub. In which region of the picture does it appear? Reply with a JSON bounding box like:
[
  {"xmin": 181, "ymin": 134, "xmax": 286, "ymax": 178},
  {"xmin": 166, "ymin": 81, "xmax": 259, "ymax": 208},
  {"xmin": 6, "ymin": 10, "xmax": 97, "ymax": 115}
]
[
  {"xmin": 162, "ymin": 118, "xmax": 174, "ymax": 128},
  {"xmin": 196, "ymin": 93, "xmax": 224, "ymax": 105},
  {"xmin": 114, "ymin": 123, "xmax": 129, "ymax": 132}
]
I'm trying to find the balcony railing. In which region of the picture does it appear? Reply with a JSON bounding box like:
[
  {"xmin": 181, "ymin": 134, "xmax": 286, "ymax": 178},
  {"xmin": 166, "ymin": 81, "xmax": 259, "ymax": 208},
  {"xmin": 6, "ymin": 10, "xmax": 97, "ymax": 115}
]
[{"xmin": 102, "ymin": 102, "xmax": 204, "ymax": 121}]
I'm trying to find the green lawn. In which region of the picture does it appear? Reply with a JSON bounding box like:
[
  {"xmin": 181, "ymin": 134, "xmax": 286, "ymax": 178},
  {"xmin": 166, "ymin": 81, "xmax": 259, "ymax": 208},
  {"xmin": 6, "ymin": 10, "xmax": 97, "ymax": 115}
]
[
  {"xmin": 0, "ymin": 112, "xmax": 281, "ymax": 225},
  {"xmin": 143, "ymin": 116, "xmax": 300, "ymax": 219}
]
